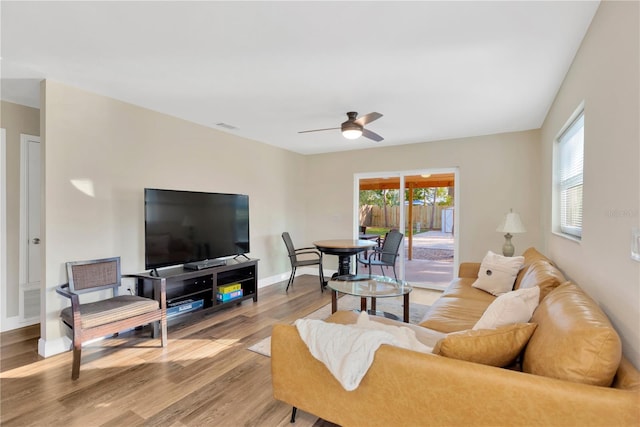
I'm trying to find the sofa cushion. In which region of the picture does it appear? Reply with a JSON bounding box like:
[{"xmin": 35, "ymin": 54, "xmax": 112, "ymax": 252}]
[
  {"xmin": 514, "ymin": 247, "xmax": 554, "ymax": 289},
  {"xmin": 472, "ymin": 251, "xmax": 524, "ymax": 296},
  {"xmin": 518, "ymin": 259, "xmax": 566, "ymax": 302},
  {"xmin": 523, "ymin": 282, "xmax": 622, "ymax": 386},
  {"xmin": 419, "ymin": 296, "xmax": 492, "ymax": 333},
  {"xmin": 433, "ymin": 323, "xmax": 537, "ymax": 367},
  {"xmin": 442, "ymin": 277, "xmax": 496, "ymax": 303},
  {"xmin": 473, "ymin": 286, "xmax": 540, "ymax": 330},
  {"xmin": 60, "ymin": 295, "xmax": 160, "ymax": 329},
  {"xmin": 457, "ymin": 262, "xmax": 481, "ymax": 279}
]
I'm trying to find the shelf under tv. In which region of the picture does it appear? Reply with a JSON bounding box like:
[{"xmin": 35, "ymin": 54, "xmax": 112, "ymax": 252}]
[{"xmin": 132, "ymin": 258, "xmax": 259, "ymax": 324}]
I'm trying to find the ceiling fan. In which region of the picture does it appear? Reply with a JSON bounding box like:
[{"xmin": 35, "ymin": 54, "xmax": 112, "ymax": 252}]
[{"xmin": 299, "ymin": 112, "xmax": 384, "ymax": 142}]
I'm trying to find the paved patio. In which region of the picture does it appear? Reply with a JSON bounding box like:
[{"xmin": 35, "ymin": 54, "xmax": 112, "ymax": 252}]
[
  {"xmin": 402, "ymin": 231, "xmax": 454, "ymax": 290},
  {"xmin": 358, "ymin": 231, "xmax": 455, "ymax": 290}
]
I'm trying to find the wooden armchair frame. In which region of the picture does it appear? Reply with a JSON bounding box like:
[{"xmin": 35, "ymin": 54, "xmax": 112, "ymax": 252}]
[{"xmin": 56, "ymin": 257, "xmax": 167, "ymax": 380}]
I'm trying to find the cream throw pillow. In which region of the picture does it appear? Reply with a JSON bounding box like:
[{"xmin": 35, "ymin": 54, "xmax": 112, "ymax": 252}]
[
  {"xmin": 433, "ymin": 323, "xmax": 538, "ymax": 367},
  {"xmin": 473, "ymin": 286, "xmax": 540, "ymax": 330},
  {"xmin": 472, "ymin": 251, "xmax": 524, "ymax": 296}
]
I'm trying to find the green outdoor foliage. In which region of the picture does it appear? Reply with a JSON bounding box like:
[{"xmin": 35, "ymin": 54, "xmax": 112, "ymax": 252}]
[
  {"xmin": 359, "ymin": 186, "xmax": 453, "ymax": 231},
  {"xmin": 364, "ymin": 227, "xmax": 390, "ymax": 236},
  {"xmin": 404, "ymin": 187, "xmax": 452, "ymax": 206}
]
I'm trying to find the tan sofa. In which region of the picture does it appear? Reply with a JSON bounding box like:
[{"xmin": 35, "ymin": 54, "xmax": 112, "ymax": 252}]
[{"xmin": 271, "ymin": 248, "xmax": 640, "ymax": 426}]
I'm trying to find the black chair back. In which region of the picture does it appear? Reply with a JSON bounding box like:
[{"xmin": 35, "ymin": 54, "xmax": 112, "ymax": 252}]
[
  {"xmin": 282, "ymin": 232, "xmax": 297, "ymax": 259},
  {"xmin": 380, "ymin": 230, "xmax": 403, "ymax": 264}
]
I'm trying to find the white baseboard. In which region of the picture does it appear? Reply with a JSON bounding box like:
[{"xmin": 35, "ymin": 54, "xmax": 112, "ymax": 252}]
[
  {"xmin": 1, "ymin": 315, "xmax": 38, "ymax": 332},
  {"xmin": 257, "ymin": 267, "xmax": 337, "ymax": 289},
  {"xmin": 412, "ymin": 282, "xmax": 448, "ymax": 291},
  {"xmin": 258, "ymin": 272, "xmax": 291, "ymax": 288},
  {"xmin": 38, "ymin": 335, "xmax": 72, "ymax": 358}
]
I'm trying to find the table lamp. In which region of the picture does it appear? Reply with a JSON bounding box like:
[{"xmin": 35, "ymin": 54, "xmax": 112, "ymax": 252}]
[{"xmin": 496, "ymin": 209, "xmax": 526, "ymax": 257}]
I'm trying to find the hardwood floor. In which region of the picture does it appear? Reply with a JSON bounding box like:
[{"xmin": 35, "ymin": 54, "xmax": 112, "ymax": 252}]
[{"xmin": 0, "ymin": 275, "xmax": 336, "ymax": 427}]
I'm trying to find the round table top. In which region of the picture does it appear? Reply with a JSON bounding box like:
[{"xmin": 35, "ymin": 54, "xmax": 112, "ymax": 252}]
[
  {"xmin": 327, "ymin": 274, "xmax": 412, "ymax": 297},
  {"xmin": 313, "ymin": 239, "xmax": 377, "ymax": 250}
]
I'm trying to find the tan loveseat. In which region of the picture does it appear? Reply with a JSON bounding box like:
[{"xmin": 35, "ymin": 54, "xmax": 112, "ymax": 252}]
[{"xmin": 271, "ymin": 248, "xmax": 640, "ymax": 426}]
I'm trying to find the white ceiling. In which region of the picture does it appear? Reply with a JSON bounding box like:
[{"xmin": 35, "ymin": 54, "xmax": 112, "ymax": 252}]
[{"xmin": 1, "ymin": 1, "xmax": 599, "ymax": 155}]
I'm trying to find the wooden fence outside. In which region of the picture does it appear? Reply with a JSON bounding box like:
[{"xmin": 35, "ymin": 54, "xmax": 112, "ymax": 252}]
[{"xmin": 359, "ymin": 205, "xmax": 454, "ymax": 232}]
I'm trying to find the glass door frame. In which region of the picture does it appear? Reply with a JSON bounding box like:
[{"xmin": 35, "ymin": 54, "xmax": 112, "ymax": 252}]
[{"xmin": 353, "ymin": 167, "xmax": 460, "ymax": 287}]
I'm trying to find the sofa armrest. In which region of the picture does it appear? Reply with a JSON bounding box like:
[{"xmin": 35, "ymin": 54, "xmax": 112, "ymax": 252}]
[
  {"xmin": 458, "ymin": 262, "xmax": 480, "ymax": 278},
  {"xmin": 271, "ymin": 324, "xmax": 640, "ymax": 427}
]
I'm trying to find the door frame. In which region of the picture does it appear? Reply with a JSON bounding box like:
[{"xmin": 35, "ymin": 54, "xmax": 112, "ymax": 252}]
[
  {"xmin": 1, "ymin": 129, "xmax": 6, "ymax": 327},
  {"xmin": 353, "ymin": 167, "xmax": 460, "ymax": 287},
  {"xmin": 19, "ymin": 133, "xmax": 41, "ymax": 325}
]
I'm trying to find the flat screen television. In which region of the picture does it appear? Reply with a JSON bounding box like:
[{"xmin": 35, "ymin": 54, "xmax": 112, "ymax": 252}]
[{"xmin": 144, "ymin": 188, "xmax": 250, "ymax": 270}]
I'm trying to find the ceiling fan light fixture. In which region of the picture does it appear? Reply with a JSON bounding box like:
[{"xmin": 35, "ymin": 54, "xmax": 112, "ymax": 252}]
[
  {"xmin": 341, "ymin": 121, "xmax": 363, "ymax": 139},
  {"xmin": 299, "ymin": 111, "xmax": 383, "ymax": 142},
  {"xmin": 342, "ymin": 129, "xmax": 363, "ymax": 139}
]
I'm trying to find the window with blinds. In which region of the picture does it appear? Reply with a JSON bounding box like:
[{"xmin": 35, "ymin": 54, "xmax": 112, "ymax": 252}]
[{"xmin": 556, "ymin": 111, "xmax": 584, "ymax": 238}]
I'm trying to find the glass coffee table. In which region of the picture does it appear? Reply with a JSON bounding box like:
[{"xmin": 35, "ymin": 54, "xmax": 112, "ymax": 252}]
[{"xmin": 327, "ymin": 274, "xmax": 413, "ymax": 323}]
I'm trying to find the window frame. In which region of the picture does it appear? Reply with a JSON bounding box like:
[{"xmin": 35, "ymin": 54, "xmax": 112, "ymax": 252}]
[{"xmin": 554, "ymin": 107, "xmax": 585, "ymax": 240}]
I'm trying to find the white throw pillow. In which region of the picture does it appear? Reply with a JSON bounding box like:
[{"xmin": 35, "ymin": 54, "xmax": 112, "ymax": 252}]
[
  {"xmin": 472, "ymin": 251, "xmax": 525, "ymax": 296},
  {"xmin": 473, "ymin": 286, "xmax": 540, "ymax": 330}
]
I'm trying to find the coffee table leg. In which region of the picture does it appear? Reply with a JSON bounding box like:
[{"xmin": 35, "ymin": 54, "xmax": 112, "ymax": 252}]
[
  {"xmin": 403, "ymin": 293, "xmax": 410, "ymax": 323},
  {"xmin": 332, "ymin": 290, "xmax": 338, "ymax": 313}
]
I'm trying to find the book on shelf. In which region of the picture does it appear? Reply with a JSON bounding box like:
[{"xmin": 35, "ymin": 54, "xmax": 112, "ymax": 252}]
[
  {"xmin": 167, "ymin": 299, "xmax": 204, "ymax": 317},
  {"xmin": 218, "ymin": 283, "xmax": 242, "ymax": 294},
  {"xmin": 216, "ymin": 289, "xmax": 243, "ymax": 302}
]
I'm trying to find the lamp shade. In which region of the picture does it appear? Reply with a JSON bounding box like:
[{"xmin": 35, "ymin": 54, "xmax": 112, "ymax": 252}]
[{"xmin": 496, "ymin": 211, "xmax": 526, "ymax": 234}]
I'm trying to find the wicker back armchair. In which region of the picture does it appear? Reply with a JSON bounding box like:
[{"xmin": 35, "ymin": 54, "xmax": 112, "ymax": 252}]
[{"xmin": 56, "ymin": 257, "xmax": 167, "ymax": 380}]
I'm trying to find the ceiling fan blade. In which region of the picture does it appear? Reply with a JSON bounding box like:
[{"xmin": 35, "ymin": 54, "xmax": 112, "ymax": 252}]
[
  {"xmin": 298, "ymin": 127, "xmax": 340, "ymax": 134},
  {"xmin": 362, "ymin": 128, "xmax": 384, "ymax": 142},
  {"xmin": 355, "ymin": 112, "xmax": 383, "ymax": 126}
]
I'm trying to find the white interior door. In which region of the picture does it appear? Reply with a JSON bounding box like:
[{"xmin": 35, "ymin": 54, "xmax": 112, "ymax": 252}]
[{"xmin": 19, "ymin": 134, "xmax": 41, "ymax": 322}]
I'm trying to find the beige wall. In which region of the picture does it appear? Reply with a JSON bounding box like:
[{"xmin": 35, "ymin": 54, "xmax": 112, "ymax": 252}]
[
  {"xmin": 0, "ymin": 100, "xmax": 40, "ymax": 320},
  {"xmin": 305, "ymin": 130, "xmax": 542, "ymax": 268},
  {"xmin": 540, "ymin": 1, "xmax": 640, "ymax": 364},
  {"xmin": 37, "ymin": 79, "xmax": 543, "ymax": 354},
  {"xmin": 40, "ymin": 80, "xmax": 306, "ymax": 351}
]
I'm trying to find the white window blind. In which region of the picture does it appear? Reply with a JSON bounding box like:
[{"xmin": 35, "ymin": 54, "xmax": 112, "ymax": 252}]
[{"xmin": 557, "ymin": 112, "xmax": 584, "ymax": 238}]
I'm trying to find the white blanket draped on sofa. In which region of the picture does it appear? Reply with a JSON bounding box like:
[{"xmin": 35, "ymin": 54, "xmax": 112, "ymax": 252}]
[{"xmin": 294, "ymin": 312, "xmax": 433, "ymax": 391}]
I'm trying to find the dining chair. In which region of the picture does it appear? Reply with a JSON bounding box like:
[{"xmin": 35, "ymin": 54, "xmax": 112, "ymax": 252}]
[
  {"xmin": 356, "ymin": 229, "xmax": 404, "ymax": 280},
  {"xmin": 282, "ymin": 232, "xmax": 325, "ymax": 292},
  {"xmin": 56, "ymin": 256, "xmax": 167, "ymax": 380}
]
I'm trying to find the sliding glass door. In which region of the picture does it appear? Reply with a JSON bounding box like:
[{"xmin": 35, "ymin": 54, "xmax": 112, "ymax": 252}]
[{"xmin": 355, "ymin": 168, "xmax": 458, "ymax": 290}]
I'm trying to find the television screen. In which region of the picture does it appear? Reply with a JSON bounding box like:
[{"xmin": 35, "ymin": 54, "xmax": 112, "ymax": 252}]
[{"xmin": 144, "ymin": 188, "xmax": 250, "ymax": 270}]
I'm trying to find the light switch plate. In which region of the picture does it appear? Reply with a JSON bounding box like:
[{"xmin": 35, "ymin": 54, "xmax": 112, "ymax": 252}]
[{"xmin": 632, "ymin": 227, "xmax": 640, "ymax": 262}]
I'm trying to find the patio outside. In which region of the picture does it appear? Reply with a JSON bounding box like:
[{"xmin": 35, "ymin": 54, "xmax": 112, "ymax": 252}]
[
  {"xmin": 403, "ymin": 230, "xmax": 453, "ymax": 290},
  {"xmin": 359, "ymin": 173, "xmax": 456, "ymax": 290}
]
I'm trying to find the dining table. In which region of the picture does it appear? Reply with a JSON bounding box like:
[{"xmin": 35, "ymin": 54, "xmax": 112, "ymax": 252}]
[{"xmin": 313, "ymin": 239, "xmax": 377, "ymax": 279}]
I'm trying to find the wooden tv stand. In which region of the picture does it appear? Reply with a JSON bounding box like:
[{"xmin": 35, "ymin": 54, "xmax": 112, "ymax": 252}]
[{"xmin": 132, "ymin": 258, "xmax": 259, "ymax": 322}]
